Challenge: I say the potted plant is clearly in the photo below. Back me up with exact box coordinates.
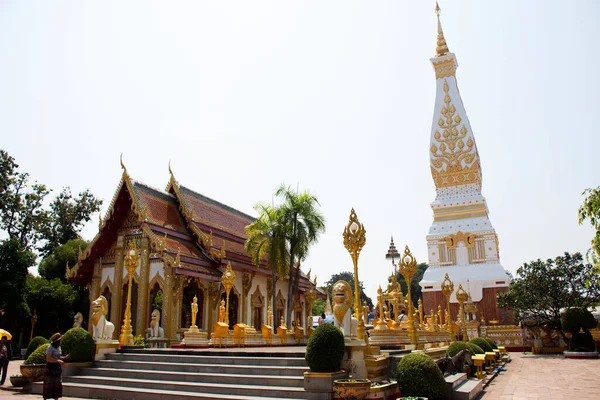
[21,343,49,382]
[10,374,29,387]
[396,352,447,400]
[60,327,95,376]
[24,336,48,359]
[304,323,349,394]
[365,379,400,400]
[333,378,371,400]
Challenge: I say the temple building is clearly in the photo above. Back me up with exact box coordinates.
[66,162,316,343]
[419,5,513,325]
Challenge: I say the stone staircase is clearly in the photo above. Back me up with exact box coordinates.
[32,348,313,399]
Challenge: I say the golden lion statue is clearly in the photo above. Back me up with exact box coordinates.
[150,309,165,338]
[91,295,115,340]
[332,280,357,337]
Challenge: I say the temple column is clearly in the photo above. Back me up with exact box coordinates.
[207,282,220,334]
[136,237,150,336]
[242,272,254,324]
[112,235,125,336]
[163,264,174,341]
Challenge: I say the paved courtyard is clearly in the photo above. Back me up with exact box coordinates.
[1,351,599,399]
[480,352,600,399]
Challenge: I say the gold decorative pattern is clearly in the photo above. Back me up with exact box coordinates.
[432,58,456,79]
[444,231,476,249]
[430,79,481,188]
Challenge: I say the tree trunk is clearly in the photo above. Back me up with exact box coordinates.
[286,256,295,326]
[272,273,278,326]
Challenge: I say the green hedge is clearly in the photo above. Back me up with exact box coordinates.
[24,343,49,365]
[305,323,345,372]
[396,352,447,400]
[61,328,95,362]
[448,341,484,357]
[482,337,498,350]
[25,336,49,360]
[469,337,493,353]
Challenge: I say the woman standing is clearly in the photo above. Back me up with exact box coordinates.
[0,336,8,386]
[43,333,70,400]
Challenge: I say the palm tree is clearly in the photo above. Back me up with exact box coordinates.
[244,203,288,324]
[275,184,326,325]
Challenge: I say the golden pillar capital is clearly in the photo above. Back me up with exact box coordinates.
[441,273,454,336]
[343,208,366,341]
[222,262,236,326]
[455,283,468,341]
[398,245,418,347]
[119,239,140,347]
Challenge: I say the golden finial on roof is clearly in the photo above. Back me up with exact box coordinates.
[168,160,174,177]
[435,2,450,57]
[120,153,128,175]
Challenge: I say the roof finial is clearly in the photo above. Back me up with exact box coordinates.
[435,2,450,57]
[120,153,128,175]
[168,160,173,177]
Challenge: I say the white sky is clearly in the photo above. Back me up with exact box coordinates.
[1,1,598,300]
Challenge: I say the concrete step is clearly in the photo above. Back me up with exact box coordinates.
[105,352,308,367]
[95,359,308,376]
[63,375,314,399]
[81,367,304,387]
[33,382,309,400]
[452,378,484,400]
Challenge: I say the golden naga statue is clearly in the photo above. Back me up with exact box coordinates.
[191,295,198,328]
[73,312,83,329]
[332,280,356,337]
[91,295,115,340]
[150,309,165,338]
[219,300,226,323]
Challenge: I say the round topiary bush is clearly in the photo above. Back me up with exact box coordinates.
[561,307,597,333]
[61,327,95,363]
[469,338,493,353]
[25,336,49,360]
[448,341,484,357]
[305,323,345,372]
[24,343,49,365]
[396,352,447,400]
[482,337,498,350]
[447,341,468,357]
[466,342,485,355]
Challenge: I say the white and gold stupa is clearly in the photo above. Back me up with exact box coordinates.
[419,4,512,324]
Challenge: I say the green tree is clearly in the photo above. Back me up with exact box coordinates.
[274,185,326,326]
[39,188,102,257]
[245,203,289,320]
[312,298,325,316]
[0,238,36,333]
[396,262,429,306]
[579,186,600,279]
[26,276,78,338]
[324,271,374,310]
[39,238,88,282]
[0,150,50,250]
[497,252,600,337]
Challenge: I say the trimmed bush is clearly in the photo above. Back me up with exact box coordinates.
[396,352,447,400]
[482,337,498,350]
[24,343,49,365]
[61,328,95,362]
[25,336,49,360]
[561,307,597,333]
[305,323,345,372]
[569,330,596,352]
[466,343,485,355]
[469,337,493,353]
[448,341,484,357]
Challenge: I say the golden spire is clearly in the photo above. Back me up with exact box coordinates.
[168,159,173,177]
[435,2,449,57]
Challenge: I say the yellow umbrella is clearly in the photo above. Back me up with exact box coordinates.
[0,328,12,340]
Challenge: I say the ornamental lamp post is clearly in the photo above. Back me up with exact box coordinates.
[441,273,454,336]
[343,208,366,341]
[119,240,140,347]
[385,236,401,280]
[222,262,236,326]
[455,283,469,341]
[398,245,419,347]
